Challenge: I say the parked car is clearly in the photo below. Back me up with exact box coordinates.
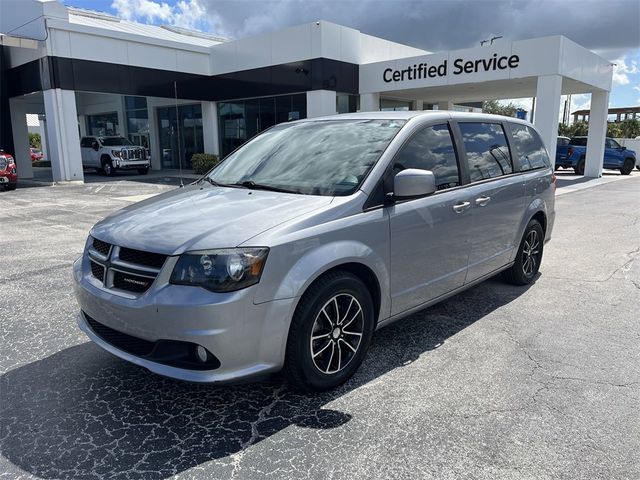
[74,112,556,391]
[80,136,150,176]
[0,149,17,190]
[555,136,636,175]
[30,147,44,162]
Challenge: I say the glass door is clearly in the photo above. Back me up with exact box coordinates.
[157,104,203,169]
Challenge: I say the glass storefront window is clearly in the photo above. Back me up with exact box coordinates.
[87,112,119,136]
[337,93,359,114]
[218,93,307,158]
[125,96,149,148]
[157,104,204,169]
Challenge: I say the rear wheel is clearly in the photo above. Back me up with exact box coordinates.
[503,219,544,286]
[620,158,634,175]
[574,157,585,175]
[284,271,375,392]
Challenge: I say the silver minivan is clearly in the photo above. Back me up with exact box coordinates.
[73,111,555,391]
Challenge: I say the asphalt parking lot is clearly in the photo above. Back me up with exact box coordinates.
[1,176,639,479]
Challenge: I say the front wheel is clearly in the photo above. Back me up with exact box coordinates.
[620,158,634,175]
[102,159,115,177]
[503,219,544,286]
[137,167,149,175]
[285,271,375,392]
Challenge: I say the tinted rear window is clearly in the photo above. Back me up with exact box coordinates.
[459,122,513,182]
[510,124,550,171]
[570,137,587,146]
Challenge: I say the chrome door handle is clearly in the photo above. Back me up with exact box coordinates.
[453,201,471,213]
[475,196,491,207]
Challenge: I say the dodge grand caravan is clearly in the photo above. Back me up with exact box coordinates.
[73,112,555,391]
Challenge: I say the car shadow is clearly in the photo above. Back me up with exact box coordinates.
[1,277,535,479]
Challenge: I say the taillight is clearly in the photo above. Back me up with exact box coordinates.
[551,173,557,185]
[567,147,573,157]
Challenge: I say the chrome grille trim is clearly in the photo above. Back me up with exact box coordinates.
[85,240,168,294]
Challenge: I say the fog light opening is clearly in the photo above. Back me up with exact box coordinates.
[195,345,209,363]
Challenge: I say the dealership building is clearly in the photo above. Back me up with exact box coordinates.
[1,0,613,182]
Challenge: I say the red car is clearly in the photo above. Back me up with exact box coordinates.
[30,147,44,162]
[0,149,18,190]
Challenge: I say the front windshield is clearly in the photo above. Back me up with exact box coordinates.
[101,137,133,146]
[208,119,406,196]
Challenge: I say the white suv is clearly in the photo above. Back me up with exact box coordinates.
[80,136,150,176]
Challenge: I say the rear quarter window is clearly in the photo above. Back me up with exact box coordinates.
[509,124,550,171]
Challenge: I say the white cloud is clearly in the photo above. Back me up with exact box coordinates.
[612,55,640,86]
[111,0,214,31]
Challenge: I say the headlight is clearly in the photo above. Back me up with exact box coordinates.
[170,248,269,292]
[111,150,122,158]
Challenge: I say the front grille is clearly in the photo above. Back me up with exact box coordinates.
[0,157,7,170]
[87,239,165,294]
[90,260,105,281]
[112,270,154,293]
[92,238,111,256]
[85,314,155,356]
[119,247,167,269]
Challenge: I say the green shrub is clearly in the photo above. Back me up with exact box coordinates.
[191,153,220,175]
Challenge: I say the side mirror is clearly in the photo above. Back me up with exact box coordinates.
[393,169,437,199]
[621,146,627,151]
[92,142,99,151]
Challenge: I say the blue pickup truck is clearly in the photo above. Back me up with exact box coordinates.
[555,136,637,175]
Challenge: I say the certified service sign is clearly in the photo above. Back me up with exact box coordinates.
[358,37,562,94]
[382,54,520,83]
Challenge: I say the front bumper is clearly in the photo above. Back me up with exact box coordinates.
[73,255,297,383]
[0,171,17,183]
[114,159,150,170]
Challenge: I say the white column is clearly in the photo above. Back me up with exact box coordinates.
[360,92,380,112]
[8,97,33,179]
[533,75,562,168]
[43,89,83,183]
[306,90,337,118]
[413,100,424,111]
[437,101,454,110]
[201,101,219,156]
[584,90,609,178]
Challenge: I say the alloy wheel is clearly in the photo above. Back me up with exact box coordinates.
[522,229,540,276]
[310,293,364,374]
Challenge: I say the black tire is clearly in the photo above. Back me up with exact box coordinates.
[503,219,544,286]
[620,158,634,175]
[137,167,149,175]
[574,157,585,175]
[7,183,17,191]
[101,156,115,176]
[284,271,375,392]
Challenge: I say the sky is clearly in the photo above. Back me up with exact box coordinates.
[66,0,640,118]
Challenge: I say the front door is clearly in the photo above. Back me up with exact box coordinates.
[456,122,525,282]
[388,123,472,315]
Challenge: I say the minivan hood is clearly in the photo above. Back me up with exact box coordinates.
[91,184,333,254]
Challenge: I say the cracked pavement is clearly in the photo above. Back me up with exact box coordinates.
[1,176,639,479]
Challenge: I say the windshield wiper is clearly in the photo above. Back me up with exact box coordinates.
[233,181,299,194]
[202,177,247,188]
